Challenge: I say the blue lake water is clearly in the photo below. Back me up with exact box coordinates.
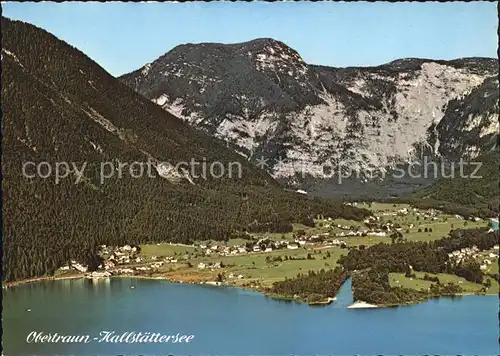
[3,277,499,356]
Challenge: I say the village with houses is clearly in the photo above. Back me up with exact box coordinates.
[55,203,499,293]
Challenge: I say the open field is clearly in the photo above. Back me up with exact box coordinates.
[340,203,487,247]
[141,204,491,253]
[486,261,499,275]
[323,218,365,229]
[147,245,346,287]
[346,236,390,247]
[218,247,344,282]
[139,243,197,258]
[389,271,499,295]
[345,220,485,247]
[355,202,412,211]
[227,238,251,246]
[97,203,496,298]
[473,248,499,275]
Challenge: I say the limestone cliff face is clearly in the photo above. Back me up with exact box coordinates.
[430,76,498,161]
[120,39,498,190]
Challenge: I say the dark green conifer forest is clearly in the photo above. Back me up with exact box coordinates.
[1,18,370,282]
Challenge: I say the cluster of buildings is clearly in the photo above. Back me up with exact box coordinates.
[318,216,398,238]
[198,237,295,257]
[100,244,140,266]
[199,243,249,256]
[93,253,180,277]
[197,262,222,270]
[392,207,442,221]
[447,245,499,270]
[197,233,348,258]
[227,273,245,280]
[59,260,88,273]
[480,245,499,270]
[61,245,183,278]
[357,216,405,237]
[59,208,498,281]
[447,246,480,265]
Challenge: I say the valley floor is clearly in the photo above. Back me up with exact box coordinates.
[7,203,498,306]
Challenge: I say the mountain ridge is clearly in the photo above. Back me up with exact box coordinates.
[120,38,498,196]
[1,18,371,282]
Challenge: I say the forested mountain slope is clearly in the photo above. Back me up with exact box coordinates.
[408,152,499,218]
[1,18,369,282]
[121,39,497,193]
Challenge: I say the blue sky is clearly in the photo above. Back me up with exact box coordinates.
[2,2,498,76]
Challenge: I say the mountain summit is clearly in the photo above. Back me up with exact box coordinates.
[122,37,324,122]
[121,39,498,196]
[1,19,369,282]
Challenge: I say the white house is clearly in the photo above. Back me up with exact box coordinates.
[73,263,88,273]
[104,260,116,270]
[90,271,111,278]
[136,266,151,271]
[118,268,134,274]
[368,231,386,237]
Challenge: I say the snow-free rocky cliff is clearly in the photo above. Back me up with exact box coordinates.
[120,38,498,195]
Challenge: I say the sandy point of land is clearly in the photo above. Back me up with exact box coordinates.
[347,301,378,309]
[3,274,84,288]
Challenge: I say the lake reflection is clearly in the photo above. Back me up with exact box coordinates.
[3,277,499,356]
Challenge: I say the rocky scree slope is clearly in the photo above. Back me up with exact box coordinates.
[1,20,370,282]
[120,39,498,194]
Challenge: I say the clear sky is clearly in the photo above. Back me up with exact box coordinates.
[2,1,498,76]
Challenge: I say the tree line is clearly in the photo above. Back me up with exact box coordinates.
[268,228,497,305]
[1,17,371,282]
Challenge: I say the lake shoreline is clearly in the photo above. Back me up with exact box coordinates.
[3,274,85,288]
[348,301,378,308]
[4,273,335,307]
[4,273,495,309]
[4,276,498,356]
